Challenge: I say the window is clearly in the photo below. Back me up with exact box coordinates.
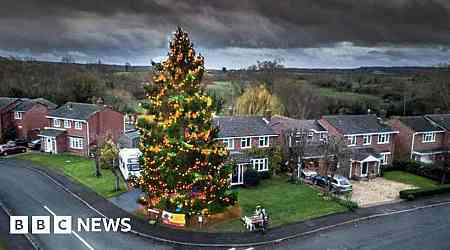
[252,158,268,172]
[307,131,314,140]
[380,152,390,165]
[363,135,372,145]
[422,132,436,143]
[347,136,357,146]
[320,133,327,141]
[240,137,251,149]
[259,136,269,147]
[69,137,84,149]
[14,112,22,120]
[63,120,71,128]
[74,121,82,130]
[378,134,390,144]
[53,119,60,127]
[222,138,234,150]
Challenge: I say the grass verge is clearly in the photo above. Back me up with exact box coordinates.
[14,152,126,198]
[383,171,438,188]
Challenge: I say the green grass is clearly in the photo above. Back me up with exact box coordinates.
[210,177,347,232]
[318,87,382,102]
[383,171,439,188]
[0,238,6,250]
[15,153,126,198]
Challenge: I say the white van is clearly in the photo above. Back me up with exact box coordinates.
[118,148,142,180]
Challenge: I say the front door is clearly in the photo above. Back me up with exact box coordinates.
[231,164,244,186]
[361,162,369,177]
[45,137,56,154]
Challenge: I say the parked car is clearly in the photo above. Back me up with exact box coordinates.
[28,139,41,150]
[13,139,29,147]
[329,175,352,193]
[0,143,27,156]
[312,175,329,187]
[312,175,352,193]
[300,169,318,180]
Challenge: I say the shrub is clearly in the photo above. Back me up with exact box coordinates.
[399,184,450,200]
[258,171,271,179]
[244,168,260,187]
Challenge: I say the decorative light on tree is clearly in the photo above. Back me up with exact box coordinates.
[134,28,236,214]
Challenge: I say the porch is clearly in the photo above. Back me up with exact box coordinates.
[350,147,381,180]
[412,148,448,164]
[38,128,67,154]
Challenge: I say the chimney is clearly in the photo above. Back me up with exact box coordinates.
[264,109,272,122]
[68,103,73,110]
[96,97,104,105]
[379,109,387,119]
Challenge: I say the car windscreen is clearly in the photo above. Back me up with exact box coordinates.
[338,179,350,185]
[128,164,140,171]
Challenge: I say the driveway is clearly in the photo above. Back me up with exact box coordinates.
[109,188,143,213]
[350,178,416,207]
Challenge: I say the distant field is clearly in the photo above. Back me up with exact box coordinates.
[318,87,382,102]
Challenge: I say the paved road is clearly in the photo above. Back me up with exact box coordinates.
[261,203,450,250]
[0,160,173,250]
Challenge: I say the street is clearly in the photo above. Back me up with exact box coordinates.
[0,160,173,250]
[1,159,450,250]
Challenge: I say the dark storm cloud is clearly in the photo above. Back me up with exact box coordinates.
[1,0,450,67]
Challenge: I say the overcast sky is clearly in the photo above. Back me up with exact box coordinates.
[1,0,450,69]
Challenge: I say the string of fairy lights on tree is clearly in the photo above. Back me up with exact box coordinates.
[133,28,236,214]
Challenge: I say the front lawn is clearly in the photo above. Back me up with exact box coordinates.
[0,238,6,250]
[383,171,438,188]
[15,153,126,198]
[210,177,347,232]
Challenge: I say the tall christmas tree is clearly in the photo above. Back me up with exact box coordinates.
[135,28,236,214]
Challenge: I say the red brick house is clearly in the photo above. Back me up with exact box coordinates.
[0,97,21,142]
[12,98,57,140]
[213,116,278,186]
[319,115,398,179]
[390,116,447,163]
[39,102,124,157]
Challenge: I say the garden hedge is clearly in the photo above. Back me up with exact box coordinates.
[399,184,450,200]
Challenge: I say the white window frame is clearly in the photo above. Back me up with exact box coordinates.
[380,152,391,165]
[258,136,269,148]
[222,138,234,150]
[69,137,84,149]
[14,111,23,120]
[320,133,327,141]
[63,120,71,128]
[240,137,251,149]
[252,158,268,172]
[377,134,390,144]
[363,135,372,145]
[53,119,61,128]
[422,132,436,143]
[347,136,357,146]
[74,121,82,130]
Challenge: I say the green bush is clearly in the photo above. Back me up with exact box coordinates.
[244,168,260,187]
[399,184,450,200]
[258,171,271,179]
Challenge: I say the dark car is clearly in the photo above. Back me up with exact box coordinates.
[28,139,41,150]
[312,175,329,187]
[13,139,29,147]
[0,143,27,156]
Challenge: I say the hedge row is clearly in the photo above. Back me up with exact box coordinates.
[399,184,450,200]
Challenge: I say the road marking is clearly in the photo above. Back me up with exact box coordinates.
[43,205,95,250]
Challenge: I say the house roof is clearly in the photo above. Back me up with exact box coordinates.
[0,97,18,110]
[33,98,57,110]
[322,114,395,135]
[397,116,443,133]
[229,152,253,164]
[39,128,66,137]
[213,116,276,138]
[49,102,103,120]
[413,147,448,155]
[13,98,57,112]
[269,115,327,133]
[426,114,450,131]
[351,147,381,161]
[303,143,324,159]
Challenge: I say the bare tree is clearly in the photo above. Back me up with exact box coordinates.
[319,135,351,180]
[283,127,309,182]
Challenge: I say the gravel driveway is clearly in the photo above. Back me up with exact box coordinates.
[350,178,416,207]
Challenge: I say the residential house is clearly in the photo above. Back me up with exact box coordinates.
[0,97,21,142]
[39,102,124,157]
[118,130,140,149]
[319,115,398,179]
[214,116,278,186]
[12,98,57,140]
[390,116,447,163]
[268,115,328,173]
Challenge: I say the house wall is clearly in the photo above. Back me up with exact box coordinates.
[389,119,414,160]
[16,104,49,140]
[0,102,19,142]
[88,108,124,148]
[48,117,89,156]
[219,136,277,152]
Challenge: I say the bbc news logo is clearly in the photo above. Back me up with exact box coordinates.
[10,216,131,234]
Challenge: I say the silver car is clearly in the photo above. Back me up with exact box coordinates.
[329,175,352,193]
